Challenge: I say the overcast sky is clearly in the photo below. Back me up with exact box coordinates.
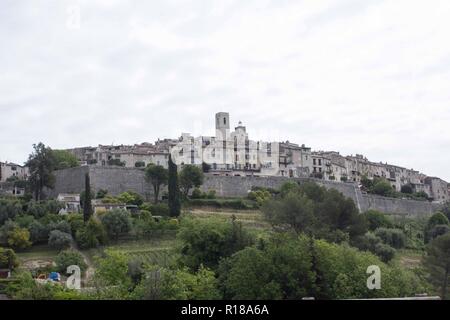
[0,0,449,181]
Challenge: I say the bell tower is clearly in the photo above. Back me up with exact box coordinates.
[215,112,230,140]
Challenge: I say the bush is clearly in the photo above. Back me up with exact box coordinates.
[149,203,170,216]
[206,190,216,199]
[29,221,48,244]
[191,188,203,199]
[178,217,254,270]
[48,221,72,234]
[352,232,382,251]
[0,247,19,269]
[374,228,406,249]
[75,218,108,249]
[67,214,84,237]
[428,224,450,241]
[372,180,394,197]
[188,198,252,210]
[248,190,271,207]
[374,243,396,262]
[0,199,23,225]
[100,209,132,241]
[364,210,393,231]
[7,227,32,250]
[48,230,72,250]
[96,189,108,199]
[55,250,87,274]
[425,212,449,243]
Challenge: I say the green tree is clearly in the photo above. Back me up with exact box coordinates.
[83,173,93,223]
[96,189,108,199]
[372,180,394,197]
[55,249,87,273]
[0,199,23,225]
[48,230,72,250]
[261,192,315,234]
[219,235,315,299]
[168,155,181,217]
[100,209,131,241]
[179,165,204,198]
[0,247,19,269]
[177,217,253,270]
[425,212,450,243]
[26,143,56,200]
[132,265,221,300]
[117,191,144,206]
[364,210,393,231]
[7,227,32,250]
[424,233,450,299]
[76,218,107,249]
[145,164,168,204]
[51,150,79,170]
[93,249,132,294]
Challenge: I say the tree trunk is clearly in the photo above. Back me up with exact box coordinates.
[153,184,159,204]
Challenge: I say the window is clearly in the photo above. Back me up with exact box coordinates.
[318,159,322,166]
[224,117,226,125]
[313,159,316,165]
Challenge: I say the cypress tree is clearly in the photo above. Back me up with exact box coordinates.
[83,172,93,222]
[168,154,181,217]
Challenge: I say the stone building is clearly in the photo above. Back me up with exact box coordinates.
[172,112,280,176]
[0,162,28,182]
[67,143,170,168]
[279,142,312,178]
[309,151,448,203]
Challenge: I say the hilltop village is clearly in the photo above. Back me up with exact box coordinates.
[3,112,445,203]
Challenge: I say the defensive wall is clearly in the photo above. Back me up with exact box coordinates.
[47,166,442,217]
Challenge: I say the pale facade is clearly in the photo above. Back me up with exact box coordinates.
[67,143,170,168]
[0,162,28,182]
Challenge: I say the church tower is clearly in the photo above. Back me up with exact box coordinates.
[215,112,230,140]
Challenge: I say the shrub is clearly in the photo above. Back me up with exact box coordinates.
[188,198,251,210]
[428,224,450,241]
[150,203,170,216]
[178,217,254,270]
[29,221,48,244]
[75,218,108,249]
[48,221,72,234]
[372,180,394,197]
[48,230,72,250]
[425,212,449,243]
[7,227,32,250]
[206,190,216,199]
[96,189,108,199]
[364,210,393,231]
[55,250,87,274]
[352,232,382,252]
[374,228,406,249]
[100,209,132,241]
[0,247,19,269]
[67,214,84,237]
[191,188,203,199]
[0,199,23,225]
[374,243,396,262]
